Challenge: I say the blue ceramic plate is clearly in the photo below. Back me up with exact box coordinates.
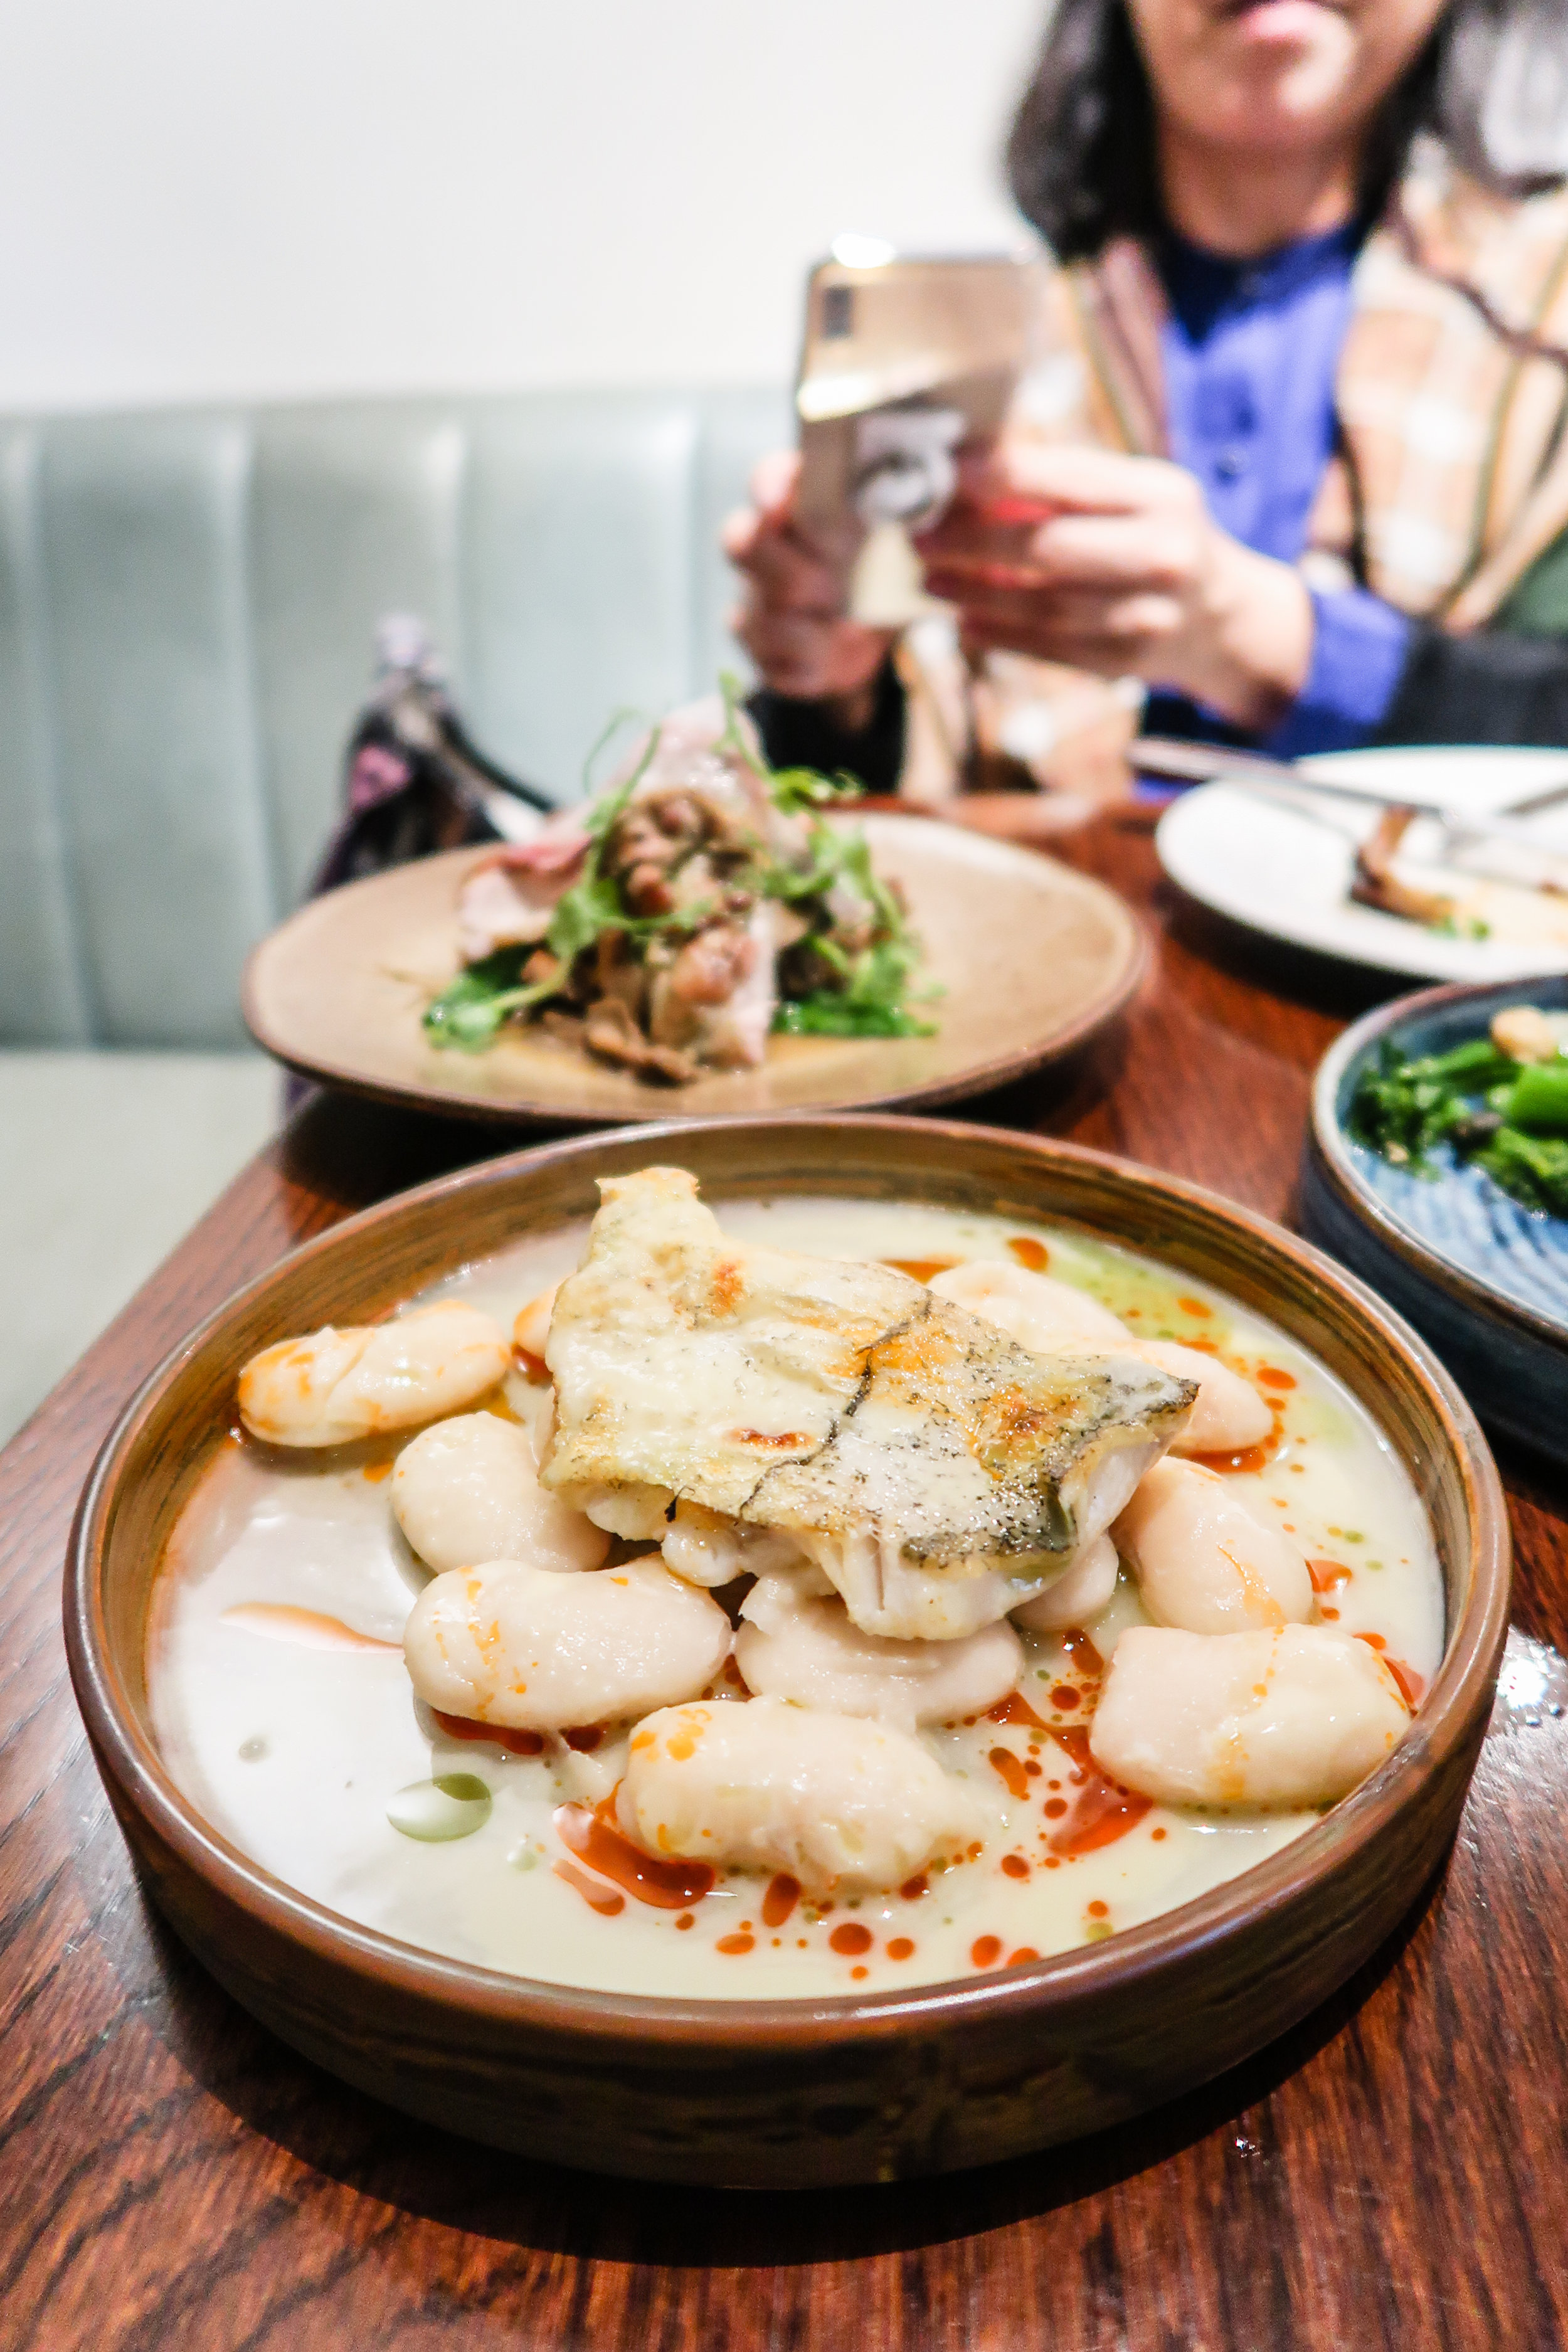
[1304,975,1568,1464]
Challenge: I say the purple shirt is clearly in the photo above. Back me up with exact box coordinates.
[1151,223,1411,754]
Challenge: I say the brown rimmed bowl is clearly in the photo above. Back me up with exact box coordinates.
[64,1115,1510,2188]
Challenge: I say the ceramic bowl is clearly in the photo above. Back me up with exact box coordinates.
[1304,975,1568,1466]
[65,1116,1509,2188]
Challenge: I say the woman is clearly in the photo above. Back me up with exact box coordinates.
[728,0,1568,792]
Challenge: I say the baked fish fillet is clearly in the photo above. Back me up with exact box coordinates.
[540,1167,1195,1638]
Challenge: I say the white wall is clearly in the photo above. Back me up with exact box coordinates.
[0,0,1046,415]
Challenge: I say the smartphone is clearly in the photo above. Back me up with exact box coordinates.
[795,248,1045,543]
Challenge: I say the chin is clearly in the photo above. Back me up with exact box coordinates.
[1201,44,1359,139]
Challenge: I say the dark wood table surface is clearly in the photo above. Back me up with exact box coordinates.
[5,809,1567,2351]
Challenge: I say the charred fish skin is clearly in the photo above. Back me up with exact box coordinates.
[541,1167,1196,1573]
[750,1307,1193,1568]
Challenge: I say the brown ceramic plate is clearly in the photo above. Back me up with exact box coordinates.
[240,818,1145,1125]
[65,1117,1508,2188]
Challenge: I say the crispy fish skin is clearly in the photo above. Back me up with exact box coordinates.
[541,1168,1195,1579]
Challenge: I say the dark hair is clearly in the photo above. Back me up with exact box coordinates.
[1007,0,1566,262]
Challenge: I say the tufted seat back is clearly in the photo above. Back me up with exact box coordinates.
[0,386,790,1047]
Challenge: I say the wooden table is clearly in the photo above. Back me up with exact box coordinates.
[4,810,1566,2351]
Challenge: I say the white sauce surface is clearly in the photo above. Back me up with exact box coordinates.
[149,1197,1444,2000]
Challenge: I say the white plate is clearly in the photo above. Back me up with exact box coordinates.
[1156,744,1568,981]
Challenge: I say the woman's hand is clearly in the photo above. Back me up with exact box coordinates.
[918,443,1315,733]
[723,450,895,729]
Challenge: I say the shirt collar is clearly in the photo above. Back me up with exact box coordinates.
[1158,218,1362,337]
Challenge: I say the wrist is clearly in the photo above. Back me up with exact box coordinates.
[1187,541,1314,731]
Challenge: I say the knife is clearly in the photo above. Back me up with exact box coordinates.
[1131,735,1568,856]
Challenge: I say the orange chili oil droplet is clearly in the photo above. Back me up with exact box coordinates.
[851,1965,869,1979]
[1049,1685,1081,1711]
[1357,1640,1423,1707]
[762,1873,800,1928]
[561,1724,603,1752]
[1061,1629,1103,1678]
[887,1937,916,1960]
[1389,1657,1425,1707]
[554,1802,714,1910]
[1192,1440,1277,1475]
[970,1936,1004,1969]
[1046,1725,1153,1854]
[223,1603,398,1654]
[363,1459,393,1484]
[1008,1947,1039,1966]
[675,1913,695,1930]
[716,1933,755,1956]
[899,1873,929,1902]
[1320,1606,1340,1621]
[989,1747,1031,1801]
[829,1922,874,1957]
[1044,1797,1068,1819]
[882,1256,960,1283]
[1152,1826,1167,1841]
[1002,1853,1030,1880]
[1053,1779,1153,1857]
[1308,1559,1352,1594]
[553,1860,625,1917]
[987,1688,1049,1731]
[1025,1759,1042,1778]
[1007,1237,1050,1272]
[1087,1900,1109,1919]
[433,1708,544,1758]
[1177,1296,1212,1318]
[1257,1366,1296,1391]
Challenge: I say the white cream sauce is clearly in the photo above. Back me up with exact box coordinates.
[149,1196,1444,2000]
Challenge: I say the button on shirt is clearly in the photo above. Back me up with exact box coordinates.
[1148,223,1413,755]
